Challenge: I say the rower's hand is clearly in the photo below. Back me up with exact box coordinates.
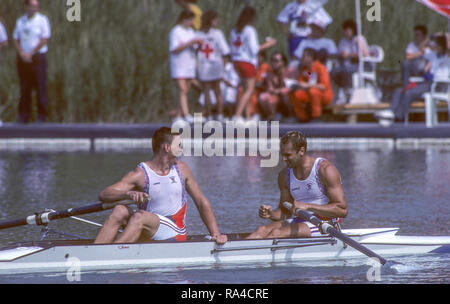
[259,205,273,219]
[211,233,228,245]
[292,201,309,213]
[126,191,150,204]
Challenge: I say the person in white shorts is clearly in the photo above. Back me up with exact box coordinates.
[198,60,239,118]
[197,10,230,121]
[230,6,276,123]
[221,61,240,117]
[94,127,227,244]
[246,131,347,239]
[169,10,203,124]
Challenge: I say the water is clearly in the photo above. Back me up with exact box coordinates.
[0,147,449,284]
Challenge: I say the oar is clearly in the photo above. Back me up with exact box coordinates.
[283,202,388,265]
[0,199,136,230]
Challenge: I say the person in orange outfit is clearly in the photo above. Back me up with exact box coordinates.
[290,48,333,122]
[248,51,271,120]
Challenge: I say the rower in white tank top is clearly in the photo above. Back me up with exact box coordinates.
[288,157,329,212]
[137,162,188,241]
[287,157,338,236]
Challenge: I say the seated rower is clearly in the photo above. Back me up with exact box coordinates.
[246,131,348,239]
[94,127,227,244]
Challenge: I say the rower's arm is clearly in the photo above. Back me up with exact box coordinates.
[179,162,225,241]
[296,161,348,218]
[98,167,147,203]
[268,169,293,221]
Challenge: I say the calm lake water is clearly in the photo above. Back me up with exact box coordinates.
[0,146,449,284]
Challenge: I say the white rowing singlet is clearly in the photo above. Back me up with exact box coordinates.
[288,158,330,218]
[137,162,187,223]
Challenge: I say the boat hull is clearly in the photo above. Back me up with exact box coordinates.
[0,228,449,275]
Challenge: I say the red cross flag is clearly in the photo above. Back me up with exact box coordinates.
[416,0,450,18]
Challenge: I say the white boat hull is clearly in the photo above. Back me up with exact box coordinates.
[0,228,449,275]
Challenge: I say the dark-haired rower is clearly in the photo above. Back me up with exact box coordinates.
[94,127,227,244]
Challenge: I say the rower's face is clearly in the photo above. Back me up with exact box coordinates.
[281,142,303,168]
[170,135,183,158]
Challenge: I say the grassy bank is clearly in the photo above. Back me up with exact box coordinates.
[0,0,447,123]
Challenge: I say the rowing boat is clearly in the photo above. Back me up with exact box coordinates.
[0,201,449,274]
[1,227,449,274]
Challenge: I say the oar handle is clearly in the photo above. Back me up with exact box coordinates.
[101,199,137,210]
[283,202,325,228]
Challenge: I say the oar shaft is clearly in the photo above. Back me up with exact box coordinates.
[322,221,387,265]
[283,202,387,265]
[0,218,28,230]
[0,200,135,230]
[48,203,104,221]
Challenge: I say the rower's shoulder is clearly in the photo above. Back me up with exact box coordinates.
[130,164,146,178]
[318,158,337,170]
[115,164,146,185]
[317,159,341,180]
[175,161,192,176]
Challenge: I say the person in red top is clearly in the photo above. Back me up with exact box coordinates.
[290,48,333,122]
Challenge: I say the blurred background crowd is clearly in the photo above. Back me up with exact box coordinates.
[0,0,448,124]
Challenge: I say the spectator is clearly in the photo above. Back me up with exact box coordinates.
[376,35,449,125]
[258,51,294,121]
[247,51,271,122]
[401,25,430,87]
[198,60,240,119]
[13,0,51,124]
[331,19,369,104]
[221,60,240,118]
[175,0,202,31]
[290,48,333,122]
[169,10,203,124]
[230,6,276,124]
[197,10,230,122]
[277,0,329,58]
[292,19,336,66]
